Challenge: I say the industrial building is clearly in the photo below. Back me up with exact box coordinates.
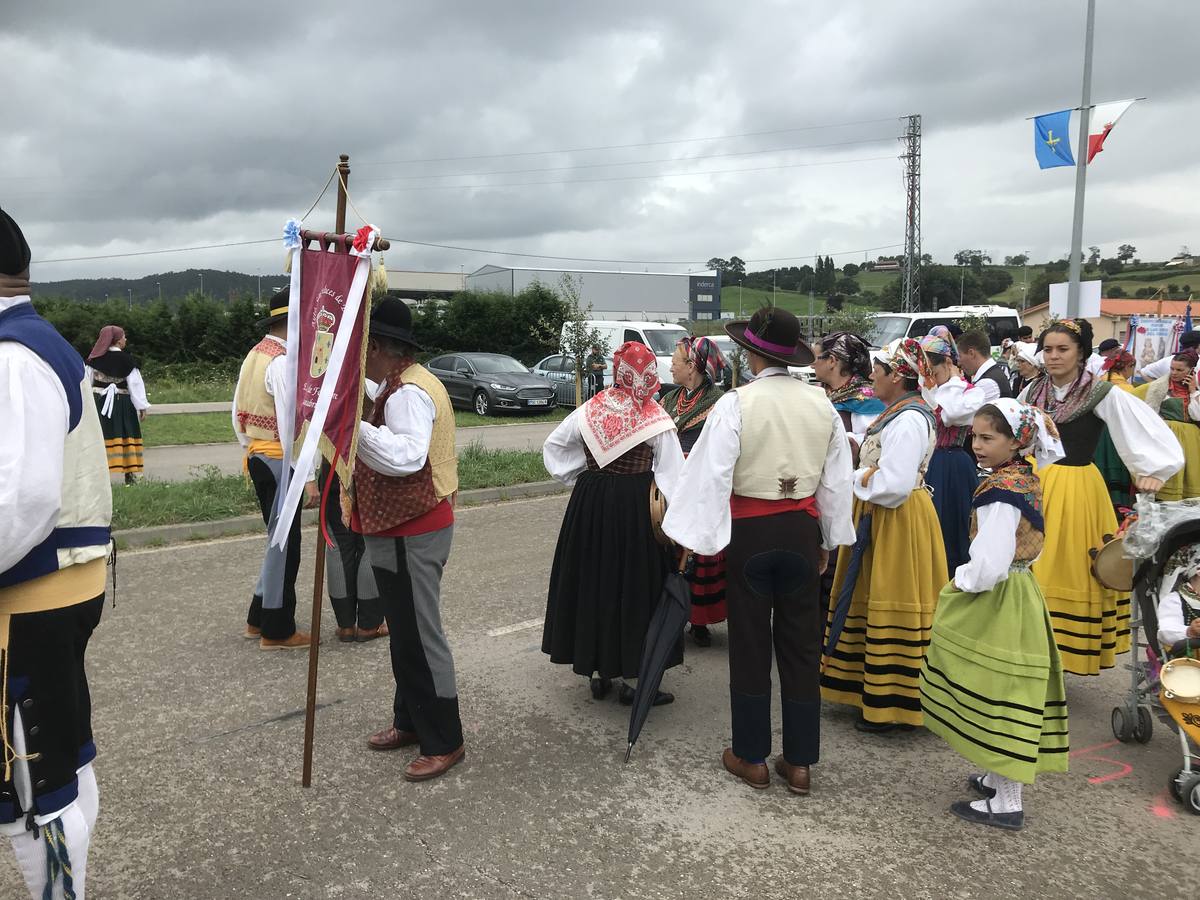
[465,265,720,322]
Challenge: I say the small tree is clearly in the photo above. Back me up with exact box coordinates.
[1117,244,1137,263]
[558,274,610,405]
[822,307,876,340]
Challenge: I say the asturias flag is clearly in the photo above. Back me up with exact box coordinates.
[1033,99,1136,168]
[1034,109,1075,168]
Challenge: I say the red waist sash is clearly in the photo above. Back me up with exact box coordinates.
[730,494,819,521]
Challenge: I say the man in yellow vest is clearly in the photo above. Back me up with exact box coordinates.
[663,307,855,796]
[0,207,111,899]
[232,291,317,649]
[351,298,465,782]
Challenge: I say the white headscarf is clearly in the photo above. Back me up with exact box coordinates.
[1160,544,1200,606]
[1012,341,1042,370]
[988,398,1065,469]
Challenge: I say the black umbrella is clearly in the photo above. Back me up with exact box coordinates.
[822,513,873,663]
[625,548,691,763]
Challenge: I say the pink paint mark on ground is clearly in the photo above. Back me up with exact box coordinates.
[1151,788,1177,818]
[1069,739,1135,784]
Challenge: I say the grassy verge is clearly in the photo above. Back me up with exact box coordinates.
[142,411,232,447]
[141,361,239,404]
[144,409,567,447]
[112,448,550,530]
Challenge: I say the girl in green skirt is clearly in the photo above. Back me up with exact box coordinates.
[920,398,1069,831]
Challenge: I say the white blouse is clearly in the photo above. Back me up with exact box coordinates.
[1157,589,1199,649]
[543,407,685,503]
[1019,379,1183,482]
[661,377,856,556]
[852,408,934,508]
[357,384,437,478]
[953,502,1022,593]
[921,376,992,427]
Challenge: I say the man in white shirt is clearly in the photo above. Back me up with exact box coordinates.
[957,331,1014,400]
[1137,331,1200,383]
[663,307,855,796]
[1086,338,1122,378]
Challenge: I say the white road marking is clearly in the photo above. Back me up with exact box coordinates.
[486,617,544,637]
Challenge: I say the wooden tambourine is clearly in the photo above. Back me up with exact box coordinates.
[1162,656,1200,704]
[649,481,671,547]
[1089,533,1134,592]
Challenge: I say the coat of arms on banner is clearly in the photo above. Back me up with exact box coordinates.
[310,307,336,378]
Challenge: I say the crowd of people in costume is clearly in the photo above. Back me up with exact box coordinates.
[6,184,1200,896]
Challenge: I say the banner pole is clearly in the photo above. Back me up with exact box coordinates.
[301,153,351,788]
[1066,0,1095,319]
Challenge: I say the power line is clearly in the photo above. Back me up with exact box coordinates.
[356,136,897,183]
[358,116,903,166]
[33,238,277,265]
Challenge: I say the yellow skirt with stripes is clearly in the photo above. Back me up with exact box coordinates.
[821,490,948,726]
[1157,419,1200,502]
[1031,462,1129,675]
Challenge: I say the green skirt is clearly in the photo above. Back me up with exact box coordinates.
[919,569,1069,784]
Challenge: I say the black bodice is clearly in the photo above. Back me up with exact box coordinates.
[1056,411,1106,466]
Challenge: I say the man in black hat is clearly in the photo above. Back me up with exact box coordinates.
[232,290,318,649]
[350,298,466,782]
[663,307,855,795]
[1086,337,1123,378]
[0,207,112,899]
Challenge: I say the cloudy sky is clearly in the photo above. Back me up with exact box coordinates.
[4,0,1198,283]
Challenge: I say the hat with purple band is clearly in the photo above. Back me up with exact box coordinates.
[724,306,815,367]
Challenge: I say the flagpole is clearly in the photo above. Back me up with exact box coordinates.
[1066,0,1096,318]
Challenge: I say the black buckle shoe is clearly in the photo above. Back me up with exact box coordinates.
[967,774,997,799]
[950,799,1024,831]
[590,677,612,700]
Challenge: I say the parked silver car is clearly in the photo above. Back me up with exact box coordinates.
[531,354,608,407]
[426,352,556,416]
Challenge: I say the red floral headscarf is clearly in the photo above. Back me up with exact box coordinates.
[611,341,661,405]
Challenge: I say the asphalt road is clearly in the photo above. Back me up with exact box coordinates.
[12,494,1194,898]
[139,421,560,481]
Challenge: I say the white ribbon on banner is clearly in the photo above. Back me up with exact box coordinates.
[270,229,377,548]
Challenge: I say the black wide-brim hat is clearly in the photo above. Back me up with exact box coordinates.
[369,296,423,351]
[725,306,814,367]
[256,288,291,328]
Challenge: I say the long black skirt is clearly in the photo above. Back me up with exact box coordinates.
[542,468,679,679]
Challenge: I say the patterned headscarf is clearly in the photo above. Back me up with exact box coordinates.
[1102,350,1134,372]
[989,398,1065,469]
[820,331,873,380]
[611,341,661,404]
[919,325,959,366]
[676,336,726,385]
[877,338,932,382]
[88,324,126,361]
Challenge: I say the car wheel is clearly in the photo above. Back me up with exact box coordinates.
[473,390,491,416]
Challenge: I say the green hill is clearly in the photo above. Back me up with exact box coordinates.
[32,268,288,305]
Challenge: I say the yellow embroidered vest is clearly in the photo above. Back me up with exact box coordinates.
[398,364,459,499]
[733,375,833,499]
[235,338,286,444]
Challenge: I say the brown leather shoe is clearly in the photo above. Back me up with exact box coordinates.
[336,627,356,643]
[367,725,420,751]
[244,625,261,640]
[355,622,390,643]
[774,756,811,796]
[722,748,769,789]
[404,745,465,782]
[259,631,314,650]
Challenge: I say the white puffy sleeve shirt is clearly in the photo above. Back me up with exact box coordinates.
[542,407,685,502]
[661,386,856,556]
[0,300,70,573]
[921,376,993,427]
[852,408,931,508]
[357,383,437,477]
[952,502,1021,593]
[126,367,151,412]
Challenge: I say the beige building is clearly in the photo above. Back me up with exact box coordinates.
[1021,298,1193,343]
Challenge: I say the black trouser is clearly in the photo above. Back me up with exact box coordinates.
[322,468,383,630]
[364,528,463,757]
[725,511,822,766]
[245,456,301,640]
[2,593,104,820]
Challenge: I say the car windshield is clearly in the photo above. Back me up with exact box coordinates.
[471,356,529,374]
[865,316,912,348]
[642,328,689,354]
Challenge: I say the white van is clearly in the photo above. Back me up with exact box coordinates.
[865,305,1022,354]
[560,320,691,392]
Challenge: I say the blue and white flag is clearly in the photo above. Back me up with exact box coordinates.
[1034,109,1076,169]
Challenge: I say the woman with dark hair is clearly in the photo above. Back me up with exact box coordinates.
[86,324,151,483]
[661,335,728,646]
[821,338,948,732]
[919,326,982,574]
[1133,350,1200,501]
[813,331,885,442]
[1020,319,1181,676]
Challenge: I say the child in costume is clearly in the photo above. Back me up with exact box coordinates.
[920,399,1069,831]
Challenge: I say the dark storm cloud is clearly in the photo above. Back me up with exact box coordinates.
[4,0,1198,280]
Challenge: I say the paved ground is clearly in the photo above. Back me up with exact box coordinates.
[9,494,1194,898]
[138,421,559,481]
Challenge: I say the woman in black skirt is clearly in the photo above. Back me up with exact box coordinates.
[542,341,685,703]
[86,324,151,483]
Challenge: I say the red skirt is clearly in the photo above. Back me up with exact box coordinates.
[689,550,727,626]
